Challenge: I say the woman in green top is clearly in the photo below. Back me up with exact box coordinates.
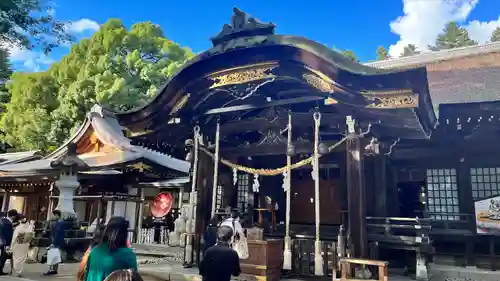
[84,217,138,281]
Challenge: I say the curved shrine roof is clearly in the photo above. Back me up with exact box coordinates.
[112,8,437,140]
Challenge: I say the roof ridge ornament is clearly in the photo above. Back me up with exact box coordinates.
[211,7,275,46]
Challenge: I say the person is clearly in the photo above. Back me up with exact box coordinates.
[0,209,18,275]
[44,210,71,276]
[219,210,248,259]
[10,215,34,277]
[104,269,143,281]
[84,216,137,281]
[203,215,220,252]
[199,226,241,281]
[78,226,104,281]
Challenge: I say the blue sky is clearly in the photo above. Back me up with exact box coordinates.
[8,0,500,71]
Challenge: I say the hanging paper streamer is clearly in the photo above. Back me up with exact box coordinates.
[233,168,238,185]
[282,171,288,191]
[252,174,260,192]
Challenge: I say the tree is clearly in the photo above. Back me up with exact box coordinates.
[341,50,359,62]
[0,0,73,53]
[429,22,477,51]
[491,27,500,42]
[0,19,194,151]
[376,46,390,60]
[0,72,58,150]
[400,44,420,57]
[0,48,12,112]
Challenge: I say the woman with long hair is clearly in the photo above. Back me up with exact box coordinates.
[10,215,33,277]
[83,217,137,281]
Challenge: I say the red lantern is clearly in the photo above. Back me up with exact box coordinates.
[151,192,174,218]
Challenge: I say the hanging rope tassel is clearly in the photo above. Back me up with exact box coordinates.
[313,112,324,276]
[211,120,220,217]
[185,126,200,265]
[283,112,293,270]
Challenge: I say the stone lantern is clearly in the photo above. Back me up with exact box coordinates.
[50,143,88,215]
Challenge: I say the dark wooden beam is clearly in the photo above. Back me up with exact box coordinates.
[219,112,345,135]
[204,96,325,115]
[220,140,345,157]
[346,132,368,258]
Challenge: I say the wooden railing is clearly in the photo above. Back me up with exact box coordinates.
[366,216,432,251]
[366,217,432,281]
[427,212,474,235]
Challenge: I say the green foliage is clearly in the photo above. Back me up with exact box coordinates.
[0,72,58,150]
[341,50,359,62]
[491,27,500,42]
[0,0,73,53]
[375,46,390,60]
[0,48,12,110]
[400,44,420,57]
[429,22,477,51]
[0,19,194,151]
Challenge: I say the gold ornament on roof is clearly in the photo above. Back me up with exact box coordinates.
[366,94,419,109]
[169,93,190,116]
[302,73,336,93]
[209,63,278,89]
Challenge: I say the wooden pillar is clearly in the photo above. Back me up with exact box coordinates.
[385,161,399,217]
[374,154,387,217]
[193,148,213,265]
[1,189,10,212]
[345,116,368,258]
[134,185,143,243]
[96,199,103,227]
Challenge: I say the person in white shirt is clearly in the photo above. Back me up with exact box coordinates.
[219,210,248,259]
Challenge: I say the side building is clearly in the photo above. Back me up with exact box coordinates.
[365,42,500,268]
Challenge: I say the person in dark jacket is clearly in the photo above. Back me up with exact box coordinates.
[44,210,71,276]
[0,209,18,275]
[199,225,241,281]
[203,215,221,252]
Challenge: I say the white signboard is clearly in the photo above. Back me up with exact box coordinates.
[474,195,500,235]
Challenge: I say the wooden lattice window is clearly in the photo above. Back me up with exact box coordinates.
[471,167,500,200]
[426,168,459,220]
[237,173,250,213]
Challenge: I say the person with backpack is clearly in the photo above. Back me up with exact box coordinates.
[219,210,248,259]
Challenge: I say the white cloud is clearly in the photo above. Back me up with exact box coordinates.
[466,16,500,43]
[66,18,100,34]
[388,0,500,58]
[3,43,55,72]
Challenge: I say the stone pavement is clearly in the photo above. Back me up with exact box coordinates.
[9,261,498,281]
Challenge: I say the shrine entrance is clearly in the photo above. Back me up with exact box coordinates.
[114,7,437,279]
